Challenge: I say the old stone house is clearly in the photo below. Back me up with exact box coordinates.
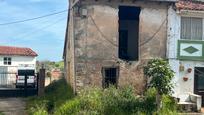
[63,0,204,103]
[64,0,176,94]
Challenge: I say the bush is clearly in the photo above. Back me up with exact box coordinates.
[54,86,141,115]
[142,88,157,114]
[54,99,81,115]
[152,95,178,115]
[32,106,48,115]
[54,86,176,115]
[144,58,174,95]
[144,58,175,110]
[26,78,74,114]
[27,80,178,115]
[44,78,74,107]
[78,87,103,113]
[161,95,177,111]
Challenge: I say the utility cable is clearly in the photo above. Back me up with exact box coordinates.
[90,15,167,47]
[90,15,118,47]
[0,9,68,26]
[15,16,67,39]
[139,18,167,46]
[8,16,66,46]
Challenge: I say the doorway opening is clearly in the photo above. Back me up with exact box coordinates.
[194,67,204,106]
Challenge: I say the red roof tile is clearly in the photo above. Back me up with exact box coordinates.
[176,0,204,11]
[0,46,38,57]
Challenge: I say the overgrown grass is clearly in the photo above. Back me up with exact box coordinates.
[26,79,178,115]
[54,87,178,115]
[26,78,74,114]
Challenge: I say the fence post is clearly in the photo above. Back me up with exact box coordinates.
[38,68,45,96]
[24,74,28,97]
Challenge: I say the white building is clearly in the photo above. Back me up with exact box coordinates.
[0,46,37,87]
[167,1,204,107]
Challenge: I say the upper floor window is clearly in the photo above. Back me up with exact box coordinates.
[118,6,140,61]
[4,57,12,65]
[181,17,203,40]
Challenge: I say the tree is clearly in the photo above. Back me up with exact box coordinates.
[144,58,174,109]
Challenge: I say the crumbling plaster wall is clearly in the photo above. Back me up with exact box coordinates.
[73,0,169,93]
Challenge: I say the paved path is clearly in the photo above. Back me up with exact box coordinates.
[0,98,26,115]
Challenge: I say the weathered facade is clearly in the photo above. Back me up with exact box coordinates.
[64,0,177,94]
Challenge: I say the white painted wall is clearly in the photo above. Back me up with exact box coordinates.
[167,5,180,97]
[167,6,180,59]
[0,55,36,71]
[0,55,36,87]
[167,6,204,102]
[172,61,204,97]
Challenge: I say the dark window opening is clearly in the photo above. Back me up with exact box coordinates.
[102,67,118,88]
[3,57,12,65]
[119,6,140,61]
[194,67,204,106]
[18,70,35,76]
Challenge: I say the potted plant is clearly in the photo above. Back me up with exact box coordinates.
[187,68,192,73]
[183,76,188,81]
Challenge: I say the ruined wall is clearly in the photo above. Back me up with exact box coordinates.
[73,1,169,93]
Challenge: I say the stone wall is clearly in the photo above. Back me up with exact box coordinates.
[69,0,169,94]
[64,2,76,93]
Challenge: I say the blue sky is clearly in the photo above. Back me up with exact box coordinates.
[0,0,68,61]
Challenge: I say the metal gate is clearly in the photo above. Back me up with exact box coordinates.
[0,66,38,97]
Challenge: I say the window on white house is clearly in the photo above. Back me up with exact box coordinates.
[3,57,12,65]
[181,17,203,40]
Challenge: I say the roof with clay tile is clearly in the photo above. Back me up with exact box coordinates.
[176,0,204,11]
[0,46,38,57]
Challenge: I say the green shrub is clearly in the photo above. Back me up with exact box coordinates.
[154,108,178,115]
[27,80,178,115]
[54,99,81,115]
[101,86,121,114]
[78,87,103,113]
[28,103,48,115]
[32,107,48,115]
[144,59,174,95]
[55,86,149,115]
[152,94,178,115]
[113,86,139,114]
[26,78,74,114]
[44,78,74,107]
[161,95,177,111]
[142,88,157,114]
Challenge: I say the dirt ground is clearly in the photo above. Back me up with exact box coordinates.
[0,98,26,115]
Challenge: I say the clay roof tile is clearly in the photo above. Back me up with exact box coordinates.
[0,46,38,57]
[176,0,204,11]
